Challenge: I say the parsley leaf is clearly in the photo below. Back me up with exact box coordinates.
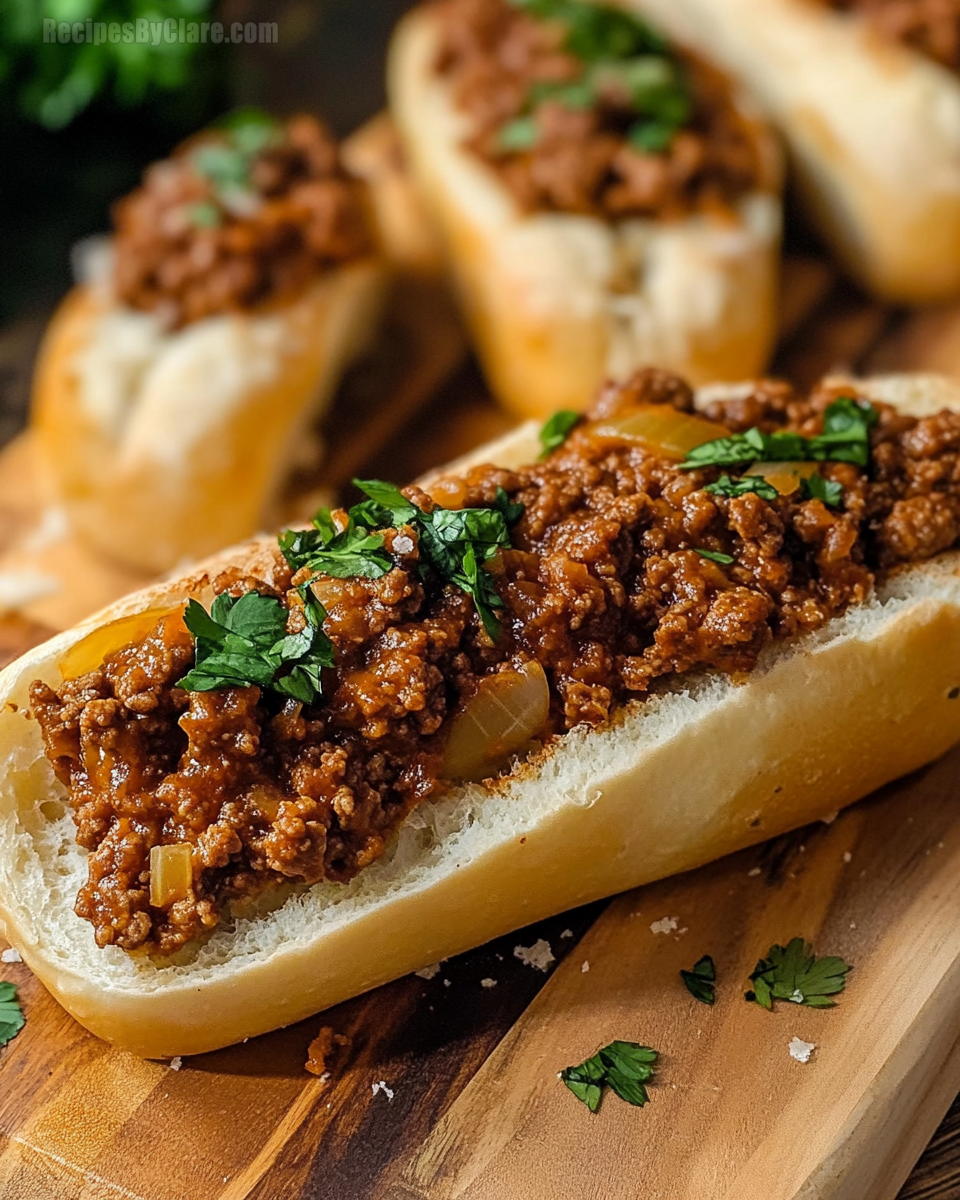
[351,480,522,638]
[801,473,844,508]
[695,548,735,565]
[704,474,779,502]
[278,512,393,581]
[680,955,716,1005]
[807,397,879,467]
[539,409,582,457]
[561,1040,658,1113]
[190,109,281,204]
[177,591,334,704]
[188,201,222,229]
[351,479,418,526]
[745,938,853,1010]
[497,115,540,151]
[514,0,668,59]
[680,399,878,472]
[280,482,524,643]
[0,981,25,1047]
[502,0,691,155]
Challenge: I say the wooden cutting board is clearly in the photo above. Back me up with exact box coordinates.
[2,257,960,1200]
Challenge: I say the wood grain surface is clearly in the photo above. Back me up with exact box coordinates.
[2,256,960,1199]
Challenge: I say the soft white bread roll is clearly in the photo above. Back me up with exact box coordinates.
[388,6,783,421]
[341,112,447,279]
[1,374,959,1059]
[31,254,387,578]
[627,0,960,303]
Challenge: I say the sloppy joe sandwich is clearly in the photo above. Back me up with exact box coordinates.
[388,0,782,420]
[2,368,959,1058]
[31,111,387,575]
[630,0,960,303]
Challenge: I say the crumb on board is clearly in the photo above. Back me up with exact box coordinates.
[305,1026,352,1080]
[481,978,497,989]
[650,916,679,935]
[514,939,555,972]
[169,1057,182,1071]
[581,961,590,973]
[415,961,443,980]
[822,811,839,825]
[372,1080,395,1101]
[560,929,574,939]
[748,867,762,877]
[1,948,22,963]
[843,852,853,864]
[789,1037,815,1064]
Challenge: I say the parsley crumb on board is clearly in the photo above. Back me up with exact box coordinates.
[0,982,25,1048]
[680,955,717,1005]
[561,1041,659,1113]
[745,938,852,1010]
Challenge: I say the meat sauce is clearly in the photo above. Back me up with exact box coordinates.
[824,0,960,73]
[112,114,371,329]
[433,0,771,220]
[30,370,960,954]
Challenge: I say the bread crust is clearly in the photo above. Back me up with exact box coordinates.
[31,258,387,575]
[387,7,782,421]
[2,374,959,1059]
[628,0,960,303]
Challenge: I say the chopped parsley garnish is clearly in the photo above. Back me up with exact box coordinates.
[279,511,392,581]
[745,938,853,1010]
[561,1040,658,1112]
[705,469,844,507]
[190,108,281,207]
[280,480,524,642]
[680,955,716,1005]
[498,115,540,151]
[0,981,25,1047]
[187,201,222,229]
[695,548,735,565]
[681,398,878,472]
[500,0,691,156]
[515,0,668,59]
[801,473,844,508]
[539,409,582,457]
[177,589,334,705]
[704,474,779,502]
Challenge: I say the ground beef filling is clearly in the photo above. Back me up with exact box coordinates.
[434,0,768,219]
[30,370,960,954]
[112,115,371,329]
[825,0,960,72]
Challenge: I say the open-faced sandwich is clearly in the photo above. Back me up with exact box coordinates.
[2,366,959,1057]
[31,110,387,575]
[388,0,783,420]
[631,0,960,303]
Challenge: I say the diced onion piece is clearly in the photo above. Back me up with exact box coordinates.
[744,461,818,495]
[441,661,550,782]
[150,843,193,909]
[59,605,181,680]
[589,407,730,460]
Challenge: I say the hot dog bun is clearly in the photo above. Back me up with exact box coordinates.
[628,0,960,303]
[1,373,958,1059]
[387,5,783,421]
[31,255,387,578]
